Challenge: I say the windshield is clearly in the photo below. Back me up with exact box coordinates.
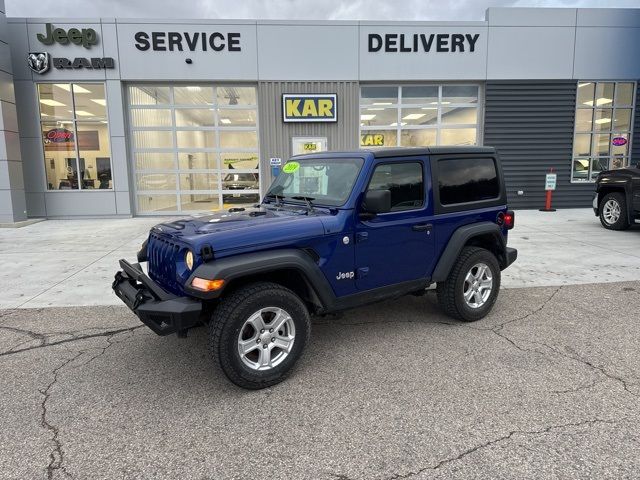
[266,157,364,207]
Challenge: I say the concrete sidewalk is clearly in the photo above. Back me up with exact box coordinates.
[0,209,638,309]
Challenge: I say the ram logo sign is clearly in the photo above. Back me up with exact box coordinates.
[282,94,337,123]
[27,52,50,74]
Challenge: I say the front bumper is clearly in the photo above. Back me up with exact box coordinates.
[112,259,202,336]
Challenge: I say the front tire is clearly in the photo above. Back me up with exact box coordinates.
[437,247,501,322]
[599,192,630,230]
[209,282,311,389]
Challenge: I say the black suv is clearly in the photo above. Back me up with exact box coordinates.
[593,164,640,230]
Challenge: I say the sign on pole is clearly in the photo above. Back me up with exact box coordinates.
[545,173,557,191]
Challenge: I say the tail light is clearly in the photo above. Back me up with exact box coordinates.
[497,210,515,230]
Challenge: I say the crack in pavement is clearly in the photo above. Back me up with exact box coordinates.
[0,325,48,350]
[76,328,138,367]
[38,329,135,479]
[0,326,144,357]
[531,341,640,399]
[383,418,620,480]
[40,351,84,480]
[551,378,601,395]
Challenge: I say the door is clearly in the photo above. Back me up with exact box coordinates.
[632,172,640,213]
[292,136,327,156]
[355,159,435,291]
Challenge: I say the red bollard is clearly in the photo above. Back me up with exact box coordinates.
[539,169,557,212]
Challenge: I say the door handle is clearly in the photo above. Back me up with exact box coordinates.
[412,223,432,232]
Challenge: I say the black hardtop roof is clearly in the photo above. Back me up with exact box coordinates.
[365,146,496,158]
[291,146,496,159]
[291,145,496,158]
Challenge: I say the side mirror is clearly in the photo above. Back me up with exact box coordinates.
[362,189,391,214]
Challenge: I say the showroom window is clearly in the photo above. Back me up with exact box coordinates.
[37,83,111,190]
[359,85,481,148]
[572,81,636,182]
[129,84,259,214]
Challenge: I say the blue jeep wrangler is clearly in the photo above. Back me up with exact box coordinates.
[113,147,517,389]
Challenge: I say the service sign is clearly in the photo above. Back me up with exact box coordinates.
[282,94,337,123]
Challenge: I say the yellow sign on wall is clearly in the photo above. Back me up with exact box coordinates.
[303,142,318,151]
[360,133,384,146]
[282,94,337,123]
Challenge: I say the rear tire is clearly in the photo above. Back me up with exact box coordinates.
[209,282,311,389]
[599,192,630,230]
[437,247,501,322]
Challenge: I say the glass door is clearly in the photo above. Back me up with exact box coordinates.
[128,84,260,215]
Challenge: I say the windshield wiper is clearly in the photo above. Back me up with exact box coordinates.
[264,193,284,206]
[291,196,316,211]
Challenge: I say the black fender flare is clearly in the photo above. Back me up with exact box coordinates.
[184,249,335,306]
[431,222,507,283]
[597,182,634,224]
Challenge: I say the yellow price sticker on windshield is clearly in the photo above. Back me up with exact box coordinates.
[283,162,300,173]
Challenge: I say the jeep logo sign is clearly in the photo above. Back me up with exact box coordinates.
[282,94,337,123]
[37,23,98,48]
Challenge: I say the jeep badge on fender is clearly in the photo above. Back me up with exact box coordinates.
[113,146,517,389]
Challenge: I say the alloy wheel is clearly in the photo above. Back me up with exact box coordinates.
[602,199,621,225]
[237,307,296,371]
[463,263,493,309]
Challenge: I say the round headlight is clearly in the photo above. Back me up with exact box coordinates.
[185,251,194,270]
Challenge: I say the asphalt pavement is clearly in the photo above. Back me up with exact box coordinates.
[1,281,639,479]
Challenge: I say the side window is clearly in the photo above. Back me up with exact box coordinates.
[438,157,499,205]
[368,162,424,211]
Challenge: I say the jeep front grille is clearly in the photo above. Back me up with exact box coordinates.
[147,232,182,295]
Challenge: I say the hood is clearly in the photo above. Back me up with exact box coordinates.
[152,204,334,253]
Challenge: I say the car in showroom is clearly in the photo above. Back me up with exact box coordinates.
[222,172,260,203]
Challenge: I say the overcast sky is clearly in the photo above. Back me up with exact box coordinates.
[5,0,640,20]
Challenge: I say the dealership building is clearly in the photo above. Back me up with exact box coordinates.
[0,5,639,222]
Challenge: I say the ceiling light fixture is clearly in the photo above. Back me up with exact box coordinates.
[583,97,612,106]
[40,99,66,107]
[360,114,376,121]
[594,118,611,124]
[74,110,94,116]
[219,118,231,124]
[56,84,91,94]
[403,113,426,120]
[372,102,392,105]
[91,99,106,106]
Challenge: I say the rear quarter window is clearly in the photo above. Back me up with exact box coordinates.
[438,157,499,205]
